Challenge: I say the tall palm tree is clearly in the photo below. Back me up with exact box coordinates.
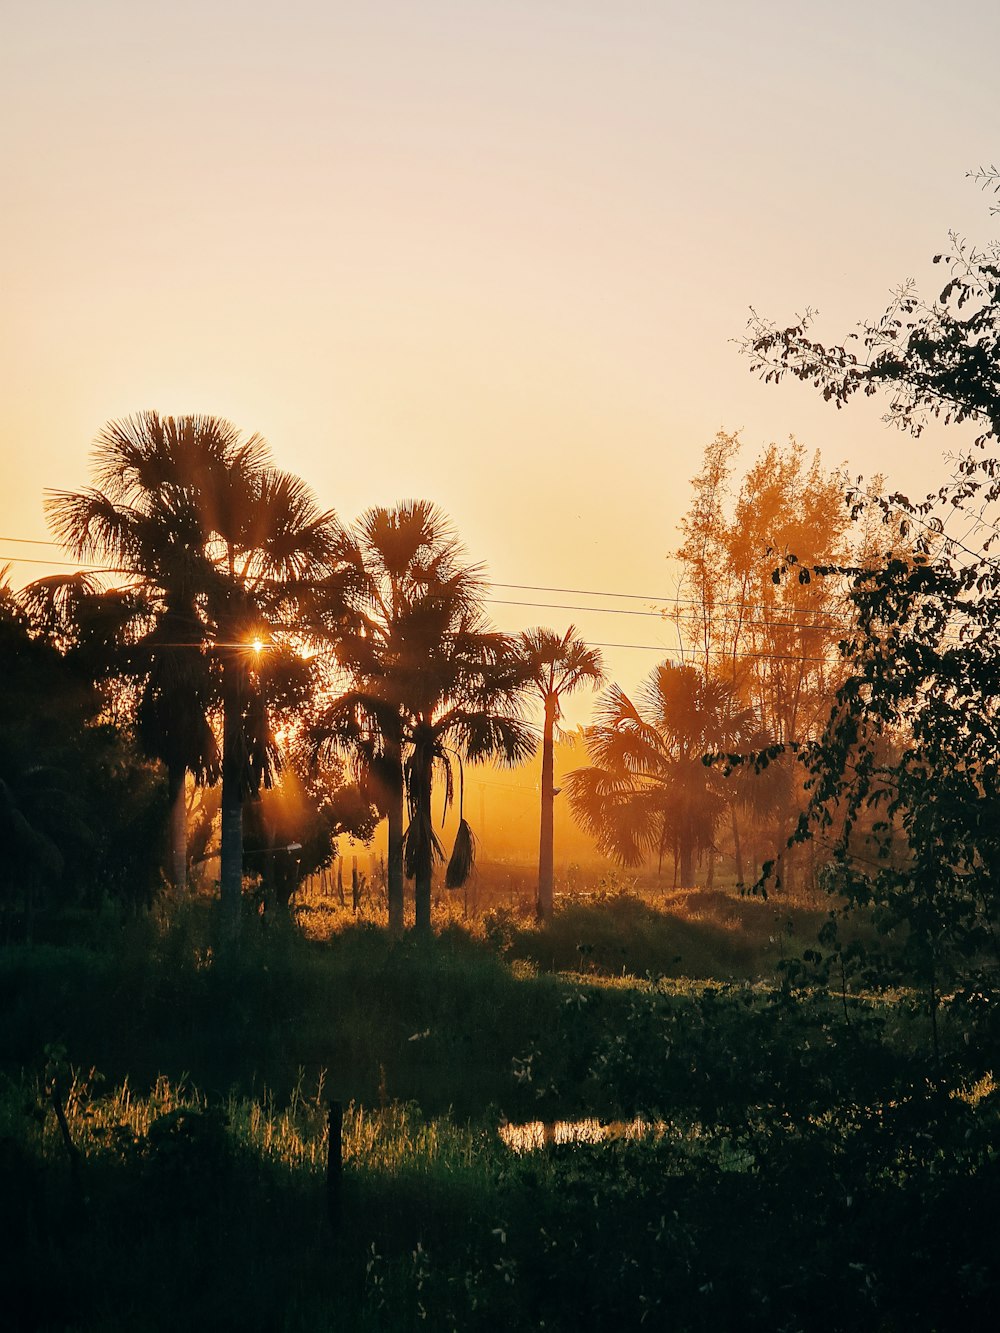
[47,412,341,936]
[519,626,604,922]
[402,611,534,931]
[135,604,221,888]
[313,501,535,933]
[313,501,481,931]
[566,662,756,886]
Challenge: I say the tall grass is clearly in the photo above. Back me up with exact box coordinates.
[3,897,999,1328]
[4,1048,998,1332]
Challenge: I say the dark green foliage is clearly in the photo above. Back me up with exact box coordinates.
[0,586,164,927]
[777,547,1000,1020]
[503,889,823,981]
[741,182,1000,1019]
[143,1105,235,1203]
[1,927,998,1331]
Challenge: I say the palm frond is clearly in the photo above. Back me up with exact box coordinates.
[445,819,476,888]
[567,659,766,870]
[450,712,537,767]
[519,624,605,704]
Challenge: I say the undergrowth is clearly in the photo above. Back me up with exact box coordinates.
[2,902,999,1329]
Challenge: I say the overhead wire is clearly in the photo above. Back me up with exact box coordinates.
[0,535,857,627]
[0,532,918,615]
[0,527,957,668]
[0,556,853,652]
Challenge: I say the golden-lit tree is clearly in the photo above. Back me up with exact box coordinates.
[671,433,878,888]
[567,663,755,886]
[519,625,604,922]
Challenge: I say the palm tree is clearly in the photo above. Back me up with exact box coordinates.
[402,612,534,931]
[135,604,221,888]
[47,412,341,936]
[519,626,604,922]
[566,662,756,887]
[313,501,535,933]
[312,501,480,931]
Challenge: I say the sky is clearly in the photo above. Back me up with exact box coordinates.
[3,0,999,726]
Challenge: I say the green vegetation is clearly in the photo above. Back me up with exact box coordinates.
[3,903,998,1330]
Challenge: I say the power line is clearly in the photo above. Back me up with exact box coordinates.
[490,596,666,619]
[491,580,672,603]
[587,641,838,664]
[0,534,890,613]
[0,547,854,628]
[0,560,851,641]
[486,596,847,632]
[0,529,965,655]
[0,554,109,569]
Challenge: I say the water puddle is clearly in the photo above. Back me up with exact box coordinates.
[498,1117,655,1153]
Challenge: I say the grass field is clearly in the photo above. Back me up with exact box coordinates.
[2,886,998,1330]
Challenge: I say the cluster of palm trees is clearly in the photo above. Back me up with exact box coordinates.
[27,411,797,937]
[309,501,543,933]
[33,413,620,937]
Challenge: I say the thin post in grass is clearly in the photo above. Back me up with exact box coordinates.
[327,1100,343,1234]
[48,1073,84,1213]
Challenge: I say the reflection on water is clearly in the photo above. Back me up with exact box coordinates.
[498,1117,655,1153]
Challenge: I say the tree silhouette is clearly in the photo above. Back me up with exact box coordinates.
[0,572,162,934]
[519,626,604,921]
[47,412,340,938]
[740,176,1000,1005]
[401,613,533,931]
[314,501,534,932]
[567,663,755,886]
[22,567,222,889]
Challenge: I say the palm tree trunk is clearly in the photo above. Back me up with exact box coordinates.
[679,837,694,889]
[536,695,557,923]
[731,805,744,886]
[413,756,433,935]
[385,733,404,935]
[167,763,187,890]
[414,781,432,934]
[220,657,244,943]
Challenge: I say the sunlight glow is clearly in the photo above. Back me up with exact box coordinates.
[499,1118,654,1153]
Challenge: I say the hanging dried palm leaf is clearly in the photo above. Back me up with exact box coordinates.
[445,818,476,889]
[445,751,476,888]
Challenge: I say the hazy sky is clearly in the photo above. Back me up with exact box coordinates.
[3,0,998,720]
